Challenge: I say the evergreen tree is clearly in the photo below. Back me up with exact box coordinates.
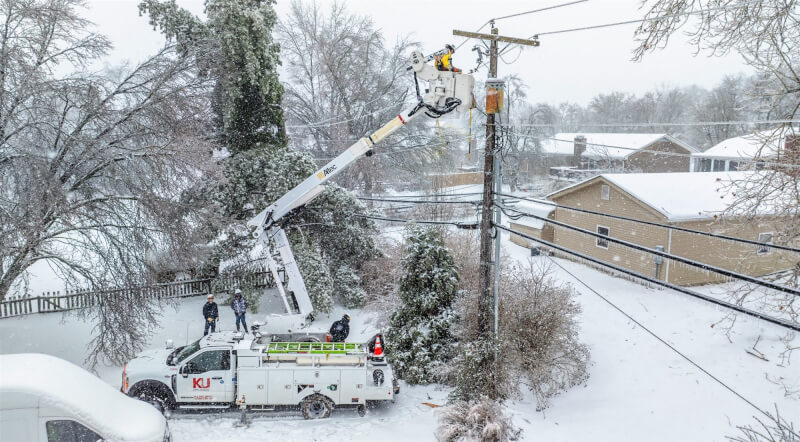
[140,0,285,152]
[387,227,459,384]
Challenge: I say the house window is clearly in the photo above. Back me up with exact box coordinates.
[601,184,610,201]
[596,225,609,249]
[713,160,725,171]
[700,158,712,172]
[729,161,739,171]
[757,232,773,255]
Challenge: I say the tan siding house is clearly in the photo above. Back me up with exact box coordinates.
[545,172,795,286]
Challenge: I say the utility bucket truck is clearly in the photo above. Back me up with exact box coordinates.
[124,50,474,418]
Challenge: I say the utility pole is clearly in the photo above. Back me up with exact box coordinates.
[452,27,540,339]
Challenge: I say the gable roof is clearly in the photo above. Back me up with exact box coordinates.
[547,171,765,222]
[541,133,697,160]
[694,128,797,160]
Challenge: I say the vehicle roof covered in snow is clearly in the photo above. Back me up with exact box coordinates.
[0,353,166,442]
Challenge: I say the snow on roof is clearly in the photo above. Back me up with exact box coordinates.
[541,133,694,159]
[694,129,795,160]
[548,172,769,222]
[511,199,556,229]
[0,353,166,442]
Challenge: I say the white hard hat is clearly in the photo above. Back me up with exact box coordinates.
[235,289,242,295]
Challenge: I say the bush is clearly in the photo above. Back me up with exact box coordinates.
[728,407,799,442]
[449,259,589,410]
[436,398,520,442]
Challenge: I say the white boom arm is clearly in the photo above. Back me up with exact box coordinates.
[247,51,474,325]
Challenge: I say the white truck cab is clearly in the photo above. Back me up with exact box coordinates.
[0,353,170,442]
[124,331,398,419]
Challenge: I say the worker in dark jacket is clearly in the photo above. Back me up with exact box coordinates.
[329,314,350,342]
[231,289,248,333]
[203,294,219,336]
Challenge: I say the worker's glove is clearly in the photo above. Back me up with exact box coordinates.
[207,318,213,323]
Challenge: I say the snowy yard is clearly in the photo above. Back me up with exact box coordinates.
[1,233,798,441]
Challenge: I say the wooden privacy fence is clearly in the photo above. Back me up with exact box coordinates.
[0,270,278,319]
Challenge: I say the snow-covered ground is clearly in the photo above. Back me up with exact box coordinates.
[1,231,798,441]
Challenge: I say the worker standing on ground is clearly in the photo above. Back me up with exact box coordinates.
[329,314,351,342]
[435,44,461,72]
[203,294,219,336]
[231,289,248,333]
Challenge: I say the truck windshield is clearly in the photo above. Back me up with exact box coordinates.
[173,339,201,364]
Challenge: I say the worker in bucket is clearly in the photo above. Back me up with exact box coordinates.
[329,314,351,342]
[203,294,219,336]
[435,44,461,72]
[231,288,248,333]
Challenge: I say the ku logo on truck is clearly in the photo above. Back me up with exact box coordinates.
[192,378,210,389]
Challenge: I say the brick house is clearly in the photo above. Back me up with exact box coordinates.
[515,172,795,286]
[541,133,697,180]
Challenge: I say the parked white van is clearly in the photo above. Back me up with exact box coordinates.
[0,353,170,442]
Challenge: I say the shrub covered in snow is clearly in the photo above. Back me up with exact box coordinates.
[386,227,459,384]
[436,398,520,442]
[449,259,589,409]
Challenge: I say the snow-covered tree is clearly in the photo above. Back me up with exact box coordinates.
[140,0,285,153]
[386,227,459,384]
[289,234,334,314]
[333,265,366,308]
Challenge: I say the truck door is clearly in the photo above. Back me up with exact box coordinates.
[176,349,235,403]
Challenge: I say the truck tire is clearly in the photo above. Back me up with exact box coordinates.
[130,382,175,414]
[300,394,333,419]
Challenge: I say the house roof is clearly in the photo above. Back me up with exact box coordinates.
[547,171,769,222]
[694,128,796,160]
[541,133,697,160]
[509,199,555,229]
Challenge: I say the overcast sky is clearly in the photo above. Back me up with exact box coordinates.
[84,0,749,105]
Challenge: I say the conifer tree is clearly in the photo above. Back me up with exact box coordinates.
[387,228,459,384]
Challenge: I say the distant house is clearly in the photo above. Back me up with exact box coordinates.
[691,129,800,172]
[517,172,795,286]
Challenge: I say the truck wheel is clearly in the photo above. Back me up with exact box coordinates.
[131,384,174,414]
[301,394,333,419]
[357,404,366,417]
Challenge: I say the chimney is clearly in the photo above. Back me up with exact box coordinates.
[573,135,587,168]
[785,134,800,162]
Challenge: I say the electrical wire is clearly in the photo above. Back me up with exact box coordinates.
[505,131,800,170]
[364,192,484,199]
[507,119,800,128]
[354,213,478,228]
[494,224,800,333]
[530,4,747,38]
[545,254,800,436]
[358,196,481,205]
[495,192,800,254]
[285,102,403,129]
[455,0,589,50]
[495,202,800,298]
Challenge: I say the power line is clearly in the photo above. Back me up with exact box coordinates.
[505,131,800,170]
[456,0,588,50]
[496,192,800,254]
[362,192,484,199]
[354,213,478,228]
[494,224,800,333]
[285,102,403,129]
[358,196,481,205]
[530,4,743,38]
[507,119,800,128]
[546,254,800,435]
[495,203,800,298]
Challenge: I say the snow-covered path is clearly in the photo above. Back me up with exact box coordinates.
[1,233,798,441]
